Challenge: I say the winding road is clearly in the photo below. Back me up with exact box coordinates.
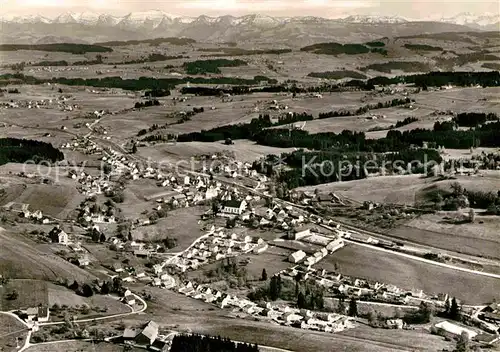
[1,292,147,352]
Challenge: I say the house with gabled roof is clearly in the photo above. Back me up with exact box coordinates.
[48,226,69,245]
[220,199,247,218]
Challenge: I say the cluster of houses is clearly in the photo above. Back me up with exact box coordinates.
[287,238,345,268]
[77,201,116,224]
[280,266,450,308]
[106,259,177,289]
[2,202,53,225]
[0,94,78,111]
[478,303,500,331]
[165,227,268,272]
[175,280,356,334]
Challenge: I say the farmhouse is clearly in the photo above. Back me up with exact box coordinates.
[288,250,307,263]
[220,199,247,217]
[135,321,159,345]
[48,226,69,245]
[123,294,136,305]
[26,306,50,322]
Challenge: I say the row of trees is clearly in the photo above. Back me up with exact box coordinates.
[318,97,413,119]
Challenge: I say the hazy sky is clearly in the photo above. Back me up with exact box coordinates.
[1,0,499,19]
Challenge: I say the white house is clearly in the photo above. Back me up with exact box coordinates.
[220,199,247,217]
[288,250,306,263]
[48,226,69,245]
[123,294,136,305]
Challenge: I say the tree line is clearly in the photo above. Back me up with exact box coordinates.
[171,334,259,352]
[95,37,196,46]
[183,59,248,75]
[0,73,276,91]
[453,112,498,127]
[0,43,112,54]
[318,97,413,119]
[256,148,442,188]
[300,42,387,56]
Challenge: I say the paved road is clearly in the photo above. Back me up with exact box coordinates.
[39,292,147,327]
[4,292,147,352]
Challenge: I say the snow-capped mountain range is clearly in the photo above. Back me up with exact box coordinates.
[1,11,498,29]
[0,11,497,44]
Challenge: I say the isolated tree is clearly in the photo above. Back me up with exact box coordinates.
[99,233,106,242]
[211,200,220,217]
[337,297,346,314]
[6,290,18,300]
[269,276,280,301]
[393,307,403,319]
[444,298,451,315]
[348,298,358,317]
[450,297,460,320]
[366,308,376,325]
[469,208,475,223]
[225,217,236,228]
[163,237,177,249]
[261,268,268,281]
[81,284,94,297]
[454,331,470,352]
[100,281,110,295]
[297,292,306,309]
[131,144,137,154]
[69,280,79,291]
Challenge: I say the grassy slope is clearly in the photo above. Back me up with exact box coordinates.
[0,229,96,282]
[321,244,499,305]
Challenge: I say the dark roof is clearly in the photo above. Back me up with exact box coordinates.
[224,199,243,208]
[38,306,48,317]
[482,312,500,321]
[151,339,167,349]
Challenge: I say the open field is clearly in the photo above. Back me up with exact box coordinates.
[197,318,452,352]
[0,314,28,352]
[47,284,131,317]
[25,341,145,352]
[299,106,435,135]
[396,213,500,260]
[297,174,500,206]
[321,244,500,304]
[138,139,299,165]
[142,288,453,352]
[131,206,206,251]
[412,87,500,112]
[0,279,48,311]
[241,246,295,279]
[0,229,96,282]
[188,244,295,284]
[0,171,84,219]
